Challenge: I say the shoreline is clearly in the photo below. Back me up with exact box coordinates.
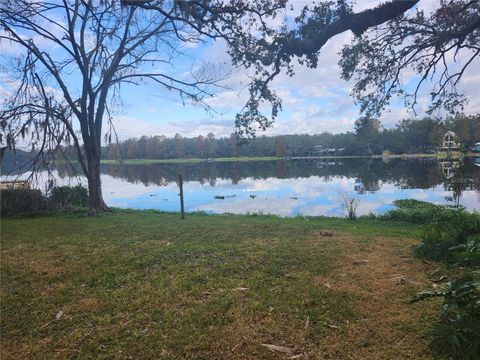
[101,152,475,165]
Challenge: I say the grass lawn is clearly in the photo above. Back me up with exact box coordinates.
[1,211,440,359]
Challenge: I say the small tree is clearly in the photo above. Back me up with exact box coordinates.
[342,193,360,220]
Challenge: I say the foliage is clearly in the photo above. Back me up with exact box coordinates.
[99,115,480,161]
[382,199,480,265]
[49,185,88,210]
[340,0,480,117]
[227,0,419,137]
[0,188,45,216]
[381,199,457,224]
[354,116,381,135]
[218,0,476,135]
[415,210,480,266]
[1,185,89,216]
[411,275,480,359]
[399,199,480,358]
[393,199,436,209]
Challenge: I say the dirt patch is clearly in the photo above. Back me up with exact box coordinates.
[2,252,65,279]
[66,297,105,313]
[310,234,438,359]
[30,261,64,278]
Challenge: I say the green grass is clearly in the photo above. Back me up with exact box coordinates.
[1,211,437,359]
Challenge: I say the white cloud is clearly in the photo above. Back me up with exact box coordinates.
[109,115,235,140]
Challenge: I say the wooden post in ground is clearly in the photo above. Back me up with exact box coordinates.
[179,174,185,220]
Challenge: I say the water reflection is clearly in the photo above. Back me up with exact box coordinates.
[23,158,480,216]
[95,158,452,190]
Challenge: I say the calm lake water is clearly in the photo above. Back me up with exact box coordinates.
[11,157,479,217]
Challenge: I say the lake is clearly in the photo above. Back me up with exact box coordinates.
[10,157,478,217]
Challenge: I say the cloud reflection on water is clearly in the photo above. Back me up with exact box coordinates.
[3,158,479,217]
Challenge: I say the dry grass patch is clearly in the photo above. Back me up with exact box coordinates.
[310,234,439,359]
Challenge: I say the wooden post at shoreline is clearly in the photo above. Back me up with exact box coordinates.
[179,174,185,220]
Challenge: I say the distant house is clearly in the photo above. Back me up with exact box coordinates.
[442,131,460,151]
[0,180,30,190]
[313,145,345,155]
[473,142,480,152]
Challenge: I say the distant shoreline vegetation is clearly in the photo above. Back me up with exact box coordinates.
[97,115,479,162]
[2,115,479,169]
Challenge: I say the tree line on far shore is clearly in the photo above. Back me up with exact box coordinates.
[102,114,480,160]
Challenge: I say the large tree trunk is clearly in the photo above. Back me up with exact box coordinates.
[86,154,108,211]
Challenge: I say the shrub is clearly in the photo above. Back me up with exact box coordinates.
[404,201,480,358]
[1,188,46,216]
[341,193,359,220]
[411,275,480,359]
[1,185,89,216]
[49,185,89,209]
[381,199,459,224]
[415,209,480,266]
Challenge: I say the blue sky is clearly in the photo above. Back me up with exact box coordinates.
[1,0,479,141]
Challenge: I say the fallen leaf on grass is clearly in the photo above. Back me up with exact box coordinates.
[323,282,331,289]
[231,342,242,352]
[233,287,248,291]
[433,275,448,283]
[388,274,404,279]
[324,322,339,329]
[353,259,369,265]
[39,310,64,330]
[261,344,294,355]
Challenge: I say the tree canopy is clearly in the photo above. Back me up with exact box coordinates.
[340,0,480,117]
[230,0,479,135]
